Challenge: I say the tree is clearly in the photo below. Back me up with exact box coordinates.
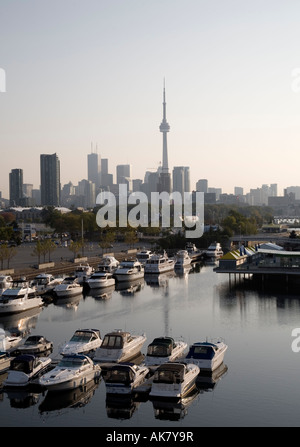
[69,240,84,260]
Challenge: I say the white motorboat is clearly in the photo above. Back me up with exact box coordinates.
[105,362,150,395]
[54,277,83,297]
[184,340,228,371]
[12,335,53,356]
[205,242,223,260]
[149,362,200,399]
[94,330,147,363]
[86,271,115,289]
[144,252,175,274]
[114,260,144,282]
[185,243,203,261]
[0,275,13,295]
[60,328,102,357]
[74,264,94,283]
[0,279,43,315]
[144,336,188,367]
[136,249,153,265]
[98,256,119,273]
[174,250,192,268]
[31,273,63,295]
[3,354,52,387]
[39,354,101,391]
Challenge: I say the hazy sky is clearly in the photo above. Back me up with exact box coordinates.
[1,0,300,199]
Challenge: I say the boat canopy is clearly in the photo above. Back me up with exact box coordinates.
[186,342,217,360]
[11,354,37,373]
[102,331,131,349]
[153,363,185,384]
[147,337,175,357]
[24,335,46,345]
[106,365,135,384]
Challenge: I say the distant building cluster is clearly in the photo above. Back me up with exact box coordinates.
[2,85,299,219]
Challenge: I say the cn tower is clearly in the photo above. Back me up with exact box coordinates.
[158,80,171,193]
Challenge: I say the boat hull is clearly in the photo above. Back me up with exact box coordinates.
[145,341,188,367]
[94,336,146,363]
[55,287,83,297]
[114,272,144,282]
[40,368,101,392]
[87,279,115,289]
[149,364,200,399]
[0,297,43,315]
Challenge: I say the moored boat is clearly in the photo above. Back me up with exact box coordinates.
[174,250,192,268]
[98,256,119,273]
[185,243,203,261]
[31,273,63,295]
[11,335,53,356]
[53,277,83,297]
[3,354,52,387]
[184,340,228,371]
[60,328,102,357]
[144,252,175,274]
[136,249,153,265]
[0,275,13,296]
[39,354,101,391]
[105,362,150,395]
[86,271,115,289]
[74,264,94,283]
[0,279,43,315]
[205,242,223,260]
[94,330,147,363]
[149,362,200,399]
[144,336,188,367]
[114,260,144,282]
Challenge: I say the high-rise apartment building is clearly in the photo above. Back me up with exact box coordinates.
[9,168,23,206]
[40,153,60,206]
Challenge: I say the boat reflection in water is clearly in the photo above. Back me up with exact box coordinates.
[87,285,115,300]
[4,388,42,409]
[196,362,228,392]
[115,278,144,294]
[151,386,200,421]
[39,378,100,414]
[105,394,141,420]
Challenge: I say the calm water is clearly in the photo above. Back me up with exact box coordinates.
[1,263,300,427]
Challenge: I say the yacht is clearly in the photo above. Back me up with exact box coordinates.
[31,273,63,295]
[86,271,115,289]
[144,252,175,274]
[74,264,94,283]
[184,340,228,371]
[144,336,188,367]
[94,330,147,363]
[98,256,119,273]
[149,362,200,399]
[205,242,223,260]
[105,363,150,395]
[0,275,13,295]
[174,250,192,268]
[0,279,43,315]
[114,260,144,282]
[0,328,11,373]
[4,354,52,387]
[53,277,83,298]
[60,328,102,357]
[39,354,101,391]
[136,249,153,265]
[185,243,203,261]
[12,335,53,356]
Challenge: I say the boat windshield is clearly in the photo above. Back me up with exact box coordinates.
[186,344,215,360]
[24,336,42,345]
[11,358,35,373]
[59,357,86,368]
[102,334,124,349]
[147,338,174,357]
[106,367,134,384]
[153,364,185,384]
[70,331,94,342]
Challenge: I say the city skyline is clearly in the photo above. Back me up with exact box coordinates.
[2,1,300,199]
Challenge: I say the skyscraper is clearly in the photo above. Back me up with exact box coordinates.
[173,166,190,195]
[9,168,23,206]
[40,153,60,206]
[87,150,100,188]
[158,81,171,193]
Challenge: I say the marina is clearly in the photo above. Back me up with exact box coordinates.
[0,254,300,427]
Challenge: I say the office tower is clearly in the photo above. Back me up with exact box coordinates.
[158,82,171,193]
[196,179,208,193]
[173,166,190,195]
[40,153,60,206]
[88,151,100,187]
[234,187,244,196]
[9,168,23,206]
[116,164,131,184]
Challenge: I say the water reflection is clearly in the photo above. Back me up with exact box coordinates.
[105,394,141,420]
[151,387,200,421]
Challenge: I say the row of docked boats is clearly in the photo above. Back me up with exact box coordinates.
[0,324,227,401]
